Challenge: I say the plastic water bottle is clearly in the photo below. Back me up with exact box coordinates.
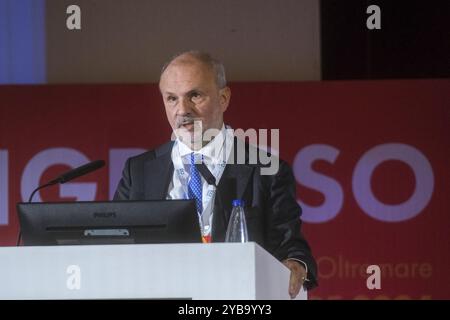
[225,199,248,243]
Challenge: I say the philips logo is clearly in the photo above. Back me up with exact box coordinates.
[93,212,116,218]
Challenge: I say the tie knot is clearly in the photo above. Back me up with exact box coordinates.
[190,153,202,165]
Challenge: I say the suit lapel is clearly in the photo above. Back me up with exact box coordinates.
[144,141,174,200]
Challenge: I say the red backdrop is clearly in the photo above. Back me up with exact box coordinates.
[0,79,449,299]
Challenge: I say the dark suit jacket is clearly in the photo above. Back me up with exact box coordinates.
[114,140,318,289]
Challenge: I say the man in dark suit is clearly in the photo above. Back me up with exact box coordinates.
[114,51,317,297]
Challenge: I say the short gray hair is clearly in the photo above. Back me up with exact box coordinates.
[161,51,227,88]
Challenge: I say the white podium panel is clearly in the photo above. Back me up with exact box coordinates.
[0,242,307,300]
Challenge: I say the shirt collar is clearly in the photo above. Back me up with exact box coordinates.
[177,124,226,162]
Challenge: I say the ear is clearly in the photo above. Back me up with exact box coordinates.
[219,86,231,112]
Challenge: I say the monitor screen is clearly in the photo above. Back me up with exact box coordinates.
[17,200,202,245]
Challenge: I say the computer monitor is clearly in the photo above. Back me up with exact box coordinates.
[17,200,202,245]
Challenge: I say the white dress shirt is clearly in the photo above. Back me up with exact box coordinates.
[167,124,233,236]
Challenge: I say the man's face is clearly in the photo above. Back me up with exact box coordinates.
[159,58,231,146]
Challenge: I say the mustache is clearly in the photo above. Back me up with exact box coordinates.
[176,116,201,128]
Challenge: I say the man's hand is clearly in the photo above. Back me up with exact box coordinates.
[283,259,307,299]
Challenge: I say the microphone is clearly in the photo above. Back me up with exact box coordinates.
[49,160,105,185]
[16,160,105,246]
[28,160,105,202]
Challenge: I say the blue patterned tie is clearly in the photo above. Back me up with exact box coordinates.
[188,153,203,215]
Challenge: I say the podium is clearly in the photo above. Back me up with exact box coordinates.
[0,242,307,300]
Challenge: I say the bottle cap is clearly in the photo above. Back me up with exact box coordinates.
[232,199,245,207]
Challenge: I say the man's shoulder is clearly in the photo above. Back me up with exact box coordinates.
[233,139,288,165]
[231,139,291,177]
